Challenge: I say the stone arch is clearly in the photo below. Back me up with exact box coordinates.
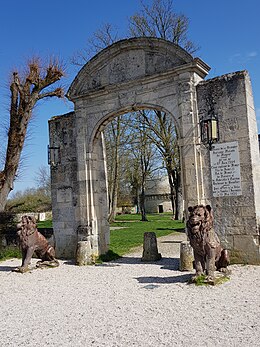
[90,103,181,151]
[49,37,211,259]
[67,37,194,99]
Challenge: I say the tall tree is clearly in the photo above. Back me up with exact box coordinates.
[72,0,197,64]
[0,58,64,211]
[129,0,198,53]
[126,114,160,221]
[140,110,181,219]
[35,165,51,197]
[71,23,119,66]
[104,116,122,223]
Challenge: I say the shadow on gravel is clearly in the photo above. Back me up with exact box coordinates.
[160,240,183,244]
[135,273,192,284]
[0,265,15,272]
[112,256,179,266]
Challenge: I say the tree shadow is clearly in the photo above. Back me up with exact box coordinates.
[111,256,180,268]
[160,240,183,244]
[156,228,185,232]
[135,273,192,284]
[0,265,15,272]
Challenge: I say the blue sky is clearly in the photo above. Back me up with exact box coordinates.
[1,0,259,196]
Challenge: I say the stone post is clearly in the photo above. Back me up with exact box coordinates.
[76,241,93,265]
[141,232,162,261]
[179,241,194,271]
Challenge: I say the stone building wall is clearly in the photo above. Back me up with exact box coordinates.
[48,112,78,258]
[144,177,173,213]
[196,71,260,264]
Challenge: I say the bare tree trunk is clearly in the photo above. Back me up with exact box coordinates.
[140,186,148,221]
[108,117,121,223]
[173,169,181,220]
[0,104,33,211]
[0,59,64,211]
[166,168,175,218]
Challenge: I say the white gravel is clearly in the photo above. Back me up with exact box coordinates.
[0,232,260,347]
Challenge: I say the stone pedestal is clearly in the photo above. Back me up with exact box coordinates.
[141,232,162,262]
[179,241,194,271]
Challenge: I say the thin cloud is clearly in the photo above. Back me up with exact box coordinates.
[229,51,257,63]
[247,51,257,58]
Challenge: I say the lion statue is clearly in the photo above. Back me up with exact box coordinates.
[186,205,229,279]
[13,215,59,273]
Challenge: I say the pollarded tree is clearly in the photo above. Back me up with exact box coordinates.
[0,58,64,211]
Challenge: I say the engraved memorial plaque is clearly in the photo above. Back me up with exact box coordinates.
[210,141,242,197]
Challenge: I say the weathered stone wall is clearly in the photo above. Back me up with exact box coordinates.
[197,71,260,264]
[49,112,78,258]
[144,177,173,213]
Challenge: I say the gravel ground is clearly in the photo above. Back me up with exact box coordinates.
[0,231,260,347]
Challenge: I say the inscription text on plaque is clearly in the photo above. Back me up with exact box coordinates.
[210,141,242,197]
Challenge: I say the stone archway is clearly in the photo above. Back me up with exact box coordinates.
[49,37,260,264]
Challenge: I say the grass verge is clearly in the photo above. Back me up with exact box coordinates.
[0,246,21,261]
[0,214,185,263]
[109,213,184,257]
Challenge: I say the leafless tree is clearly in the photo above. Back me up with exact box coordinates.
[104,116,122,223]
[71,23,120,66]
[140,110,181,219]
[34,165,51,197]
[72,0,197,65]
[129,0,198,53]
[0,58,64,211]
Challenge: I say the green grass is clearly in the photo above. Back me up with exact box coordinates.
[114,213,174,222]
[109,213,184,257]
[0,245,21,261]
[37,220,53,228]
[0,214,184,262]
[38,214,185,258]
[191,274,230,286]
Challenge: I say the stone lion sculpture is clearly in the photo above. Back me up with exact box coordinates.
[13,215,59,273]
[186,205,229,279]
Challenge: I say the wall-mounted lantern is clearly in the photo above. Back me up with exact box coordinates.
[48,145,60,167]
[200,113,219,150]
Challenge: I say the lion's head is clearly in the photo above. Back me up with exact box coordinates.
[187,204,213,235]
[17,215,37,236]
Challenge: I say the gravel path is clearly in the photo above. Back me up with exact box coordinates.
[0,231,260,347]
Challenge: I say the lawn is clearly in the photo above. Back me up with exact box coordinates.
[110,213,185,256]
[37,214,185,256]
[37,220,53,228]
[1,214,185,261]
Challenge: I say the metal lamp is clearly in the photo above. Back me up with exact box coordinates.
[200,113,219,150]
[48,145,60,167]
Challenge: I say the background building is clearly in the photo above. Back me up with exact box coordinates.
[144,177,172,213]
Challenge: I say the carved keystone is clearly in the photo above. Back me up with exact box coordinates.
[179,241,194,271]
[141,232,162,262]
